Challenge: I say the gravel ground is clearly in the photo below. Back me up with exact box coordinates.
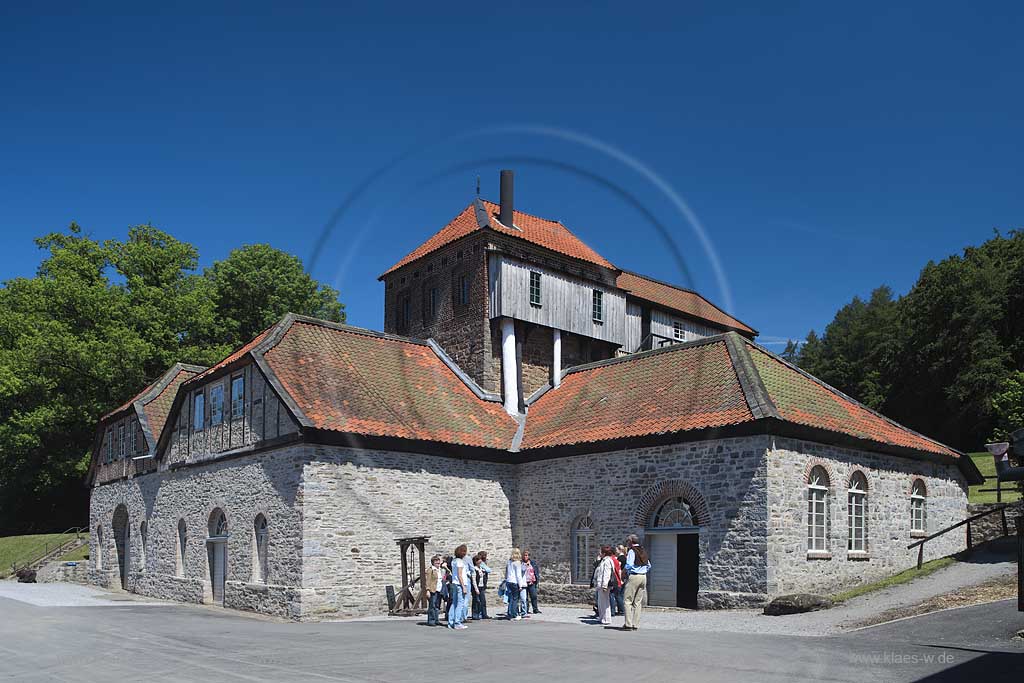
[525,546,1019,636]
[0,581,168,607]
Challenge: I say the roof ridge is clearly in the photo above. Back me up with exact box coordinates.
[564,333,730,376]
[741,337,964,457]
[272,314,432,347]
[617,269,758,336]
[723,334,779,420]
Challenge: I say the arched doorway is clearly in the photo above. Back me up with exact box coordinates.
[645,496,699,608]
[111,505,130,590]
[207,509,228,605]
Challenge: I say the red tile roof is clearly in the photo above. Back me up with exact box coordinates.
[616,271,756,336]
[141,367,200,442]
[747,345,958,458]
[381,200,615,276]
[261,320,518,449]
[521,340,752,449]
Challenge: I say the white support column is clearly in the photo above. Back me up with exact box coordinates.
[501,317,519,415]
[552,328,562,388]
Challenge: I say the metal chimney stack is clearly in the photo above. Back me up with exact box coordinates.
[499,169,514,227]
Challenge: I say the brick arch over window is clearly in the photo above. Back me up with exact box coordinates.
[802,459,838,486]
[634,480,710,529]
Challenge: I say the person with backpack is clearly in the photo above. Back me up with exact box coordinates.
[522,549,541,614]
[622,534,651,631]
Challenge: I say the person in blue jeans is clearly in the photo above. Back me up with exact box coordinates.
[504,547,526,620]
[477,551,492,619]
[447,544,470,629]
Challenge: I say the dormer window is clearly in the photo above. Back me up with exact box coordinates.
[210,384,224,425]
[231,376,245,420]
[592,289,604,323]
[529,271,542,307]
[193,391,205,432]
[673,320,685,341]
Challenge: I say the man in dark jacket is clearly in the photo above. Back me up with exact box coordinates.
[522,549,541,614]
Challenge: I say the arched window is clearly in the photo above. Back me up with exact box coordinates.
[847,472,868,553]
[807,466,830,553]
[650,496,696,528]
[139,521,148,572]
[571,514,595,584]
[95,525,104,570]
[176,519,187,577]
[253,515,269,584]
[209,510,228,538]
[910,479,927,534]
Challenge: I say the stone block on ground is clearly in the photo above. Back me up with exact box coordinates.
[763,593,832,616]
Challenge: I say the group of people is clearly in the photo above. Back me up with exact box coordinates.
[425,546,541,629]
[423,535,652,632]
[590,535,651,629]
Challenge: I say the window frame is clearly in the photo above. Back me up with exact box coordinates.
[105,428,113,463]
[209,383,224,426]
[192,391,205,432]
[571,514,595,585]
[117,423,125,459]
[529,271,542,307]
[176,519,187,577]
[807,466,830,554]
[254,514,269,584]
[592,289,604,323]
[230,375,245,421]
[673,320,685,341]
[910,479,927,535]
[456,273,470,306]
[847,472,868,554]
[129,420,137,455]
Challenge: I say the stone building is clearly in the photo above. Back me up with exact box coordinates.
[88,171,983,618]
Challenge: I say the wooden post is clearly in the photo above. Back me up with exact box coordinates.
[917,543,924,570]
[1017,517,1022,613]
[417,540,427,610]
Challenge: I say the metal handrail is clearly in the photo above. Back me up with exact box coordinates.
[8,526,88,576]
[906,505,1010,569]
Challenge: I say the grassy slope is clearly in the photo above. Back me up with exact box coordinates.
[58,543,90,562]
[968,451,1021,504]
[831,556,956,603]
[0,532,82,574]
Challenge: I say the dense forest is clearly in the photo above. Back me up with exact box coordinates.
[0,224,344,534]
[783,230,1024,451]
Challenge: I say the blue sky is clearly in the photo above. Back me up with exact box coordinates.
[1,2,1021,346]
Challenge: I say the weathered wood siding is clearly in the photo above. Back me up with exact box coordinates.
[165,362,298,468]
[489,254,626,346]
[650,309,721,343]
[624,302,643,353]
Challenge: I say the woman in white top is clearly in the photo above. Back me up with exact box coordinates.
[593,544,616,625]
[505,547,526,620]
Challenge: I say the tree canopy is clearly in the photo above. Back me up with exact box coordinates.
[0,224,344,534]
[792,230,1024,450]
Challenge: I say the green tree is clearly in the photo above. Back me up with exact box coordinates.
[0,226,345,534]
[203,244,345,348]
[797,286,899,410]
[990,371,1024,441]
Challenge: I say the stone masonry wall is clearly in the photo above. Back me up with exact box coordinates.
[514,436,771,608]
[767,437,969,596]
[299,444,516,618]
[88,448,306,618]
[967,500,1023,545]
[382,234,492,390]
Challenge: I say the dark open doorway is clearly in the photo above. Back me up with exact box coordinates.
[676,533,699,608]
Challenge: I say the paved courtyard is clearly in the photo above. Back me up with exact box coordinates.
[0,583,1020,682]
